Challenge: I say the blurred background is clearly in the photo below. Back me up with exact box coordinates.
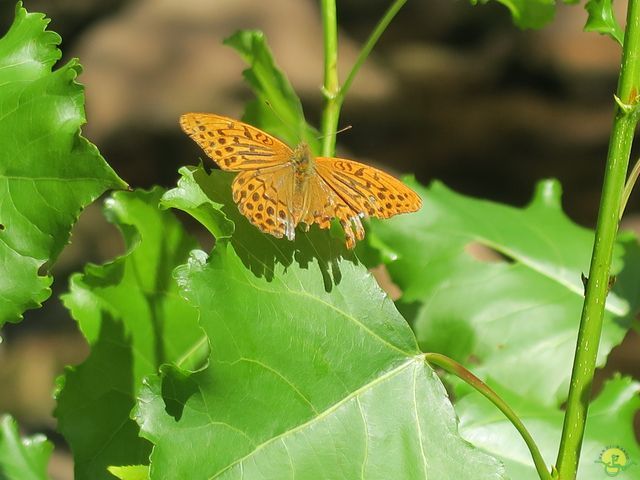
[0,0,638,478]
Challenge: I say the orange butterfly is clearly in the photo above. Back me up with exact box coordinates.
[180,113,421,248]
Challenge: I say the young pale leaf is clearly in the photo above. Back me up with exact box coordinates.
[134,169,507,479]
[224,30,321,154]
[107,465,150,480]
[0,415,52,480]
[0,2,126,326]
[458,375,640,479]
[585,0,624,46]
[470,0,556,29]
[367,179,633,407]
[56,188,205,480]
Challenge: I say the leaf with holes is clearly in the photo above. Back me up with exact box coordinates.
[56,188,205,480]
[133,176,507,479]
[365,179,635,407]
[0,2,125,326]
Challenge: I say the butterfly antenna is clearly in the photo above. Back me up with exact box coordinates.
[264,100,302,142]
[316,125,352,141]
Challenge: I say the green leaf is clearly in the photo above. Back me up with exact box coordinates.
[164,166,352,287]
[224,30,321,154]
[160,165,234,240]
[470,0,556,29]
[0,2,126,326]
[56,188,205,480]
[0,415,52,480]
[134,240,506,479]
[458,375,640,479]
[585,0,624,46]
[368,179,632,406]
[107,465,149,480]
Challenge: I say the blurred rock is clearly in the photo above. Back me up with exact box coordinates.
[49,448,74,480]
[530,2,624,76]
[370,264,402,301]
[0,332,88,427]
[0,0,128,49]
[53,201,124,274]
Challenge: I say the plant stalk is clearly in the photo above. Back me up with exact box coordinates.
[425,353,552,480]
[555,0,640,477]
[620,156,640,218]
[320,0,340,157]
[339,0,407,103]
[320,0,407,157]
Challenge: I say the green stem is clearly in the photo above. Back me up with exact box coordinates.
[339,0,407,103]
[425,353,552,480]
[620,156,640,218]
[320,0,340,157]
[555,1,640,478]
[320,0,407,157]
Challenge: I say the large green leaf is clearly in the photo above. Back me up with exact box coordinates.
[0,2,125,326]
[0,415,52,480]
[56,188,205,480]
[367,179,633,407]
[458,375,640,479]
[224,30,321,154]
[134,168,507,479]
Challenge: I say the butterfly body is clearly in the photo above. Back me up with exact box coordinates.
[180,113,421,248]
[289,142,316,222]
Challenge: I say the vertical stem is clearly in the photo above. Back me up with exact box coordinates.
[320,0,407,157]
[555,1,640,478]
[320,0,340,157]
[620,155,640,218]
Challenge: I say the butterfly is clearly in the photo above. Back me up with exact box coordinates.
[179,113,422,249]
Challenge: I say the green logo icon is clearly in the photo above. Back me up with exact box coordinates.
[595,446,636,477]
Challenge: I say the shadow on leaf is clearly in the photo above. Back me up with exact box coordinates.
[56,314,152,480]
[191,166,356,291]
[160,364,199,421]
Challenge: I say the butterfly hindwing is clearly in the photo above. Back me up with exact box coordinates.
[314,157,422,219]
[232,168,297,241]
[301,174,366,249]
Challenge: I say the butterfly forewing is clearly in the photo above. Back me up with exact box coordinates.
[180,113,293,171]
